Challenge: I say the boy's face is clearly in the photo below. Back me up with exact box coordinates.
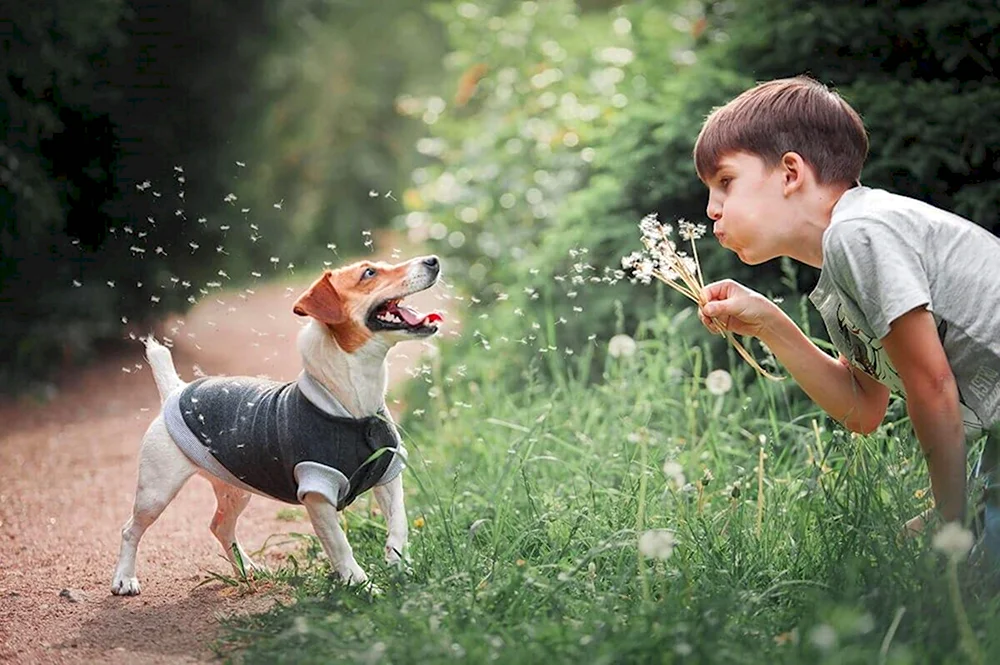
[703,151,791,265]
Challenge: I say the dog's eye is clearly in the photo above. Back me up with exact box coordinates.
[361,267,377,280]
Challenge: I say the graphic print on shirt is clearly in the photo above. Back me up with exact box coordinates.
[835,306,983,433]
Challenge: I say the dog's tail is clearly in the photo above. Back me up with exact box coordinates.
[143,336,184,403]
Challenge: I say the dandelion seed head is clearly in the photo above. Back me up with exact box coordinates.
[705,369,733,396]
[638,529,676,560]
[678,219,707,241]
[932,521,974,560]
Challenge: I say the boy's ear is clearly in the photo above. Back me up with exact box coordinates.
[780,151,807,194]
[293,271,348,325]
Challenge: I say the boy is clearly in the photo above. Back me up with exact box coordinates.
[693,75,1000,560]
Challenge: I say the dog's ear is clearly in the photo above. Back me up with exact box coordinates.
[293,271,347,325]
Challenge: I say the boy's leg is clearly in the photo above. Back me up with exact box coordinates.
[974,424,1000,564]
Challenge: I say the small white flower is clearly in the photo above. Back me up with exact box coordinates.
[705,369,733,396]
[932,521,974,560]
[608,334,637,358]
[638,529,676,561]
[662,460,686,489]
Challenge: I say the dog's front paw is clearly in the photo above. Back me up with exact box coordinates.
[384,544,404,565]
[111,575,141,596]
[336,563,369,586]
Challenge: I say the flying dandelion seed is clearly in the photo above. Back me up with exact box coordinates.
[197,217,207,224]
[216,246,228,255]
[189,242,199,252]
[107,280,115,288]
[137,231,147,238]
[121,316,128,324]
[150,295,160,303]
[130,246,145,255]
[224,193,237,203]
[236,161,246,168]
[273,199,283,210]
[155,247,166,256]
[251,271,262,278]
[368,190,378,198]
[240,208,250,214]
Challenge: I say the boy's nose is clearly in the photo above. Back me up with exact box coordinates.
[706,200,722,221]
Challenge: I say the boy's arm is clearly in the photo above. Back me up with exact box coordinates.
[880,306,967,524]
[760,308,890,434]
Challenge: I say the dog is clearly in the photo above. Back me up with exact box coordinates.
[111,255,443,595]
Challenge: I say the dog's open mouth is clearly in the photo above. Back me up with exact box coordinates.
[367,298,443,335]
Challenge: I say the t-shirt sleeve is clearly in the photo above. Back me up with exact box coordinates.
[823,219,932,339]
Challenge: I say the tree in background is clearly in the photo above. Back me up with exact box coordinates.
[399,0,1000,386]
[0,0,445,392]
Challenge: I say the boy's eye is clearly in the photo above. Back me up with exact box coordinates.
[719,177,732,189]
[361,267,377,280]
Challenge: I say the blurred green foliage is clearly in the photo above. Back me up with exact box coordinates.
[0,0,445,391]
[398,0,1000,389]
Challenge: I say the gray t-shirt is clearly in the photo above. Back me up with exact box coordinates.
[809,185,1000,436]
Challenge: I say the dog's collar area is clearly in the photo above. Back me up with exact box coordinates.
[297,371,360,419]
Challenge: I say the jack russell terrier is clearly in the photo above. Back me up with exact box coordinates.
[111,255,443,595]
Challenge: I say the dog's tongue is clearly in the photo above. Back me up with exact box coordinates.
[396,304,444,326]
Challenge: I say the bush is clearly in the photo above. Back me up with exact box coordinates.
[399,0,1000,392]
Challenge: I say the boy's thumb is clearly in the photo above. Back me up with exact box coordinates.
[703,302,722,317]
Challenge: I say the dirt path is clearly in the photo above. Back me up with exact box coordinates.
[0,247,451,664]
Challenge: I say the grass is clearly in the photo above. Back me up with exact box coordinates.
[214,306,999,664]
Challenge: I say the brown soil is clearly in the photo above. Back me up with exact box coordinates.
[0,246,450,664]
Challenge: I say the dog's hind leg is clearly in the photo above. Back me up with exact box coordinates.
[209,479,265,577]
[111,416,196,596]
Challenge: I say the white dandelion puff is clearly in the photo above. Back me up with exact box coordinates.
[638,529,676,561]
[608,334,637,358]
[932,521,974,560]
[662,461,686,489]
[705,369,733,396]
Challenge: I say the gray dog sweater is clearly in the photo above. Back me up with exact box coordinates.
[163,372,406,510]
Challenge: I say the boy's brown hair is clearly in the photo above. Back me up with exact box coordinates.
[694,76,868,187]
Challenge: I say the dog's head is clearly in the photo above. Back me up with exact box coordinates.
[292,255,443,352]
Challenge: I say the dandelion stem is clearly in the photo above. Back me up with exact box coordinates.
[756,446,766,538]
[636,431,651,603]
[878,606,906,665]
[947,559,983,665]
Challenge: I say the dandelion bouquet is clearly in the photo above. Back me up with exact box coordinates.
[622,213,781,381]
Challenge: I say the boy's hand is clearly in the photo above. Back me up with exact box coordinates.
[698,280,778,339]
[899,508,936,542]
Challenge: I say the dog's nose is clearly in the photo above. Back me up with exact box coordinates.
[423,256,439,270]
